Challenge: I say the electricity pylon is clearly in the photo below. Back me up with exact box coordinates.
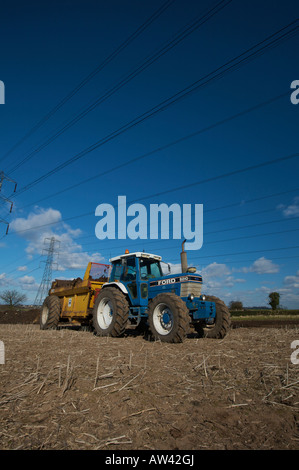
[0,171,17,235]
[34,237,60,306]
[0,217,9,235]
[0,171,17,192]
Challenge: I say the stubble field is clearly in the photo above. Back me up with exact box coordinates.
[0,322,298,450]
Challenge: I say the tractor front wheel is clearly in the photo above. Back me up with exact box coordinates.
[148,293,190,343]
[40,295,61,330]
[92,287,129,337]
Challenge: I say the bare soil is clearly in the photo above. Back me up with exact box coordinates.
[0,308,39,324]
[232,318,299,328]
[0,321,298,450]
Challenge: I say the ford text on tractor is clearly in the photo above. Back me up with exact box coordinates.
[93,241,230,342]
[40,242,230,342]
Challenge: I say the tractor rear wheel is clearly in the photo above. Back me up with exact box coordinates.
[93,287,129,337]
[40,295,61,330]
[200,295,231,339]
[148,293,190,343]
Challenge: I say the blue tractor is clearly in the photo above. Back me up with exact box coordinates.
[93,241,231,343]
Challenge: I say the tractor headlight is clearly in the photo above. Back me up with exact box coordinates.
[188,293,194,301]
[202,295,206,301]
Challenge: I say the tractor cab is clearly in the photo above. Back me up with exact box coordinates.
[108,251,163,309]
[109,251,163,281]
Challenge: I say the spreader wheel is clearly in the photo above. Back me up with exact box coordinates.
[40,295,61,330]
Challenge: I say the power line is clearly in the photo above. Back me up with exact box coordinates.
[46,244,299,269]
[11,266,41,282]
[55,213,299,260]
[200,253,299,266]
[204,186,299,214]
[206,227,299,245]
[6,212,299,272]
[0,0,176,165]
[69,184,299,244]
[133,154,299,203]
[56,192,299,250]
[4,151,299,237]
[5,236,299,278]
[4,252,299,283]
[61,254,299,270]
[12,91,289,212]
[205,214,299,236]
[167,244,299,263]
[60,226,299,254]
[0,255,42,275]
[10,20,298,198]
[5,0,233,176]
[3,226,299,278]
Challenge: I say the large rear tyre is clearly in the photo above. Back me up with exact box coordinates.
[40,295,61,330]
[148,293,190,343]
[92,287,129,337]
[198,295,231,339]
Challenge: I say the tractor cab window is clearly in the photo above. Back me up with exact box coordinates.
[120,257,137,282]
[110,263,123,281]
[139,258,162,280]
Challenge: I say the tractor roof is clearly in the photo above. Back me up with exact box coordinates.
[110,252,162,263]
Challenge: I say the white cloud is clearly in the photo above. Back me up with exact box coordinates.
[18,275,36,285]
[284,270,299,289]
[18,275,40,292]
[201,262,231,279]
[167,263,182,274]
[0,272,38,293]
[0,273,6,287]
[223,276,245,287]
[10,207,105,272]
[237,257,279,274]
[255,285,272,293]
[17,266,27,272]
[200,262,245,294]
[10,207,62,235]
[0,206,109,303]
[277,196,299,217]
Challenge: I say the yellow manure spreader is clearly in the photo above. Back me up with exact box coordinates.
[40,262,111,329]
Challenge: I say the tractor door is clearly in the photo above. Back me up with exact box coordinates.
[138,257,163,306]
[119,256,140,306]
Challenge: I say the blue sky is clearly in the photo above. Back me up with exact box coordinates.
[0,0,298,307]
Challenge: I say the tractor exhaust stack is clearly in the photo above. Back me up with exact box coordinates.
[181,240,188,273]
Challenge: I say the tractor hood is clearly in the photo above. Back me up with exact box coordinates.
[147,272,203,301]
[148,272,202,287]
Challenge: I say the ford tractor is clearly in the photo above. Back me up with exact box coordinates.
[93,241,230,342]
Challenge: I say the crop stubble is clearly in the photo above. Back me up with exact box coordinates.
[0,324,298,450]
